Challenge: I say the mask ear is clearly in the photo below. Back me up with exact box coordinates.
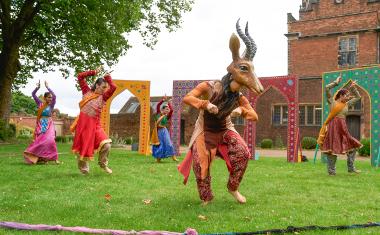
[229,33,240,61]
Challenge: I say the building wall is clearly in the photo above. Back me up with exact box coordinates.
[285,0,379,144]
[255,87,288,145]
[9,115,74,137]
[300,0,380,21]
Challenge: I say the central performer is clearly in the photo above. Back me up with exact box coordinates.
[178,20,264,205]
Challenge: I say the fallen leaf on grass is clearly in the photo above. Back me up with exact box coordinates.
[143,199,152,205]
[198,215,207,220]
[104,194,112,202]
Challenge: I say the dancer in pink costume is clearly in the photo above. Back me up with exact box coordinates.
[24,81,59,164]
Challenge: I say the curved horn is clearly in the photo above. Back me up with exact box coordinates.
[236,19,253,60]
[245,22,257,60]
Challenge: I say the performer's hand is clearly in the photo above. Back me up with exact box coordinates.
[206,103,218,114]
[230,107,242,117]
[95,65,103,74]
[44,80,49,88]
[36,80,40,88]
[335,74,342,84]
[350,80,357,88]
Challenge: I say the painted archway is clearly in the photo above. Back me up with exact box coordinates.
[323,66,380,166]
[100,80,151,155]
[245,75,299,162]
[172,76,299,162]
[171,80,204,155]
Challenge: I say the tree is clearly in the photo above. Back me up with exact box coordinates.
[11,91,37,115]
[0,0,194,121]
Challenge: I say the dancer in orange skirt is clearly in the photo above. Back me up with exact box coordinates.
[318,75,362,175]
[72,66,116,174]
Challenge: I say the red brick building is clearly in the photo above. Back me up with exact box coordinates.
[273,0,377,144]
[111,0,378,146]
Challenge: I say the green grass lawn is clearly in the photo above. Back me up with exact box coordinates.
[0,143,379,235]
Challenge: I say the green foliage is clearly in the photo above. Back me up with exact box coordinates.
[302,137,317,150]
[125,136,134,145]
[260,138,273,149]
[55,136,68,143]
[66,135,74,142]
[0,120,16,141]
[2,0,194,89]
[358,138,370,156]
[110,134,127,145]
[11,91,37,115]
[18,127,33,137]
[274,134,285,148]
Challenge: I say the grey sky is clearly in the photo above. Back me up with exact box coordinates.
[21,0,301,116]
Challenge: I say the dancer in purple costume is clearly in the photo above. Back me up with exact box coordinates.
[24,81,59,164]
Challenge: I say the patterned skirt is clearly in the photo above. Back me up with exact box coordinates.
[321,117,362,155]
[24,118,58,164]
[152,127,175,159]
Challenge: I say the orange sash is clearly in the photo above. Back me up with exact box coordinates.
[150,123,160,146]
[317,101,346,145]
[70,93,100,133]
[36,103,49,121]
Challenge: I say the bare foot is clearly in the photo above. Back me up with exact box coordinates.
[80,170,89,175]
[102,167,113,174]
[228,190,246,204]
[201,200,211,206]
[172,156,179,162]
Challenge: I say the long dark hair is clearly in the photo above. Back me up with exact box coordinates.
[44,92,51,98]
[210,73,240,119]
[335,89,349,100]
[91,77,105,91]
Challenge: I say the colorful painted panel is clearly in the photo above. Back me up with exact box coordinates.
[246,76,299,162]
[171,80,205,155]
[101,80,151,155]
[323,66,380,166]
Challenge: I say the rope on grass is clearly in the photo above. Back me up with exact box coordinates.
[1,221,380,235]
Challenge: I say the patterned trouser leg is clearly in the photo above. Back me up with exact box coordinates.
[192,145,214,202]
[98,143,111,169]
[326,154,337,175]
[78,159,89,174]
[347,150,356,172]
[224,131,250,192]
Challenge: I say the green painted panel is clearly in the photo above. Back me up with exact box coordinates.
[322,66,380,166]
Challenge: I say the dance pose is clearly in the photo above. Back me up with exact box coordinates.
[151,98,178,163]
[318,75,362,175]
[178,20,264,205]
[24,81,59,164]
[71,66,116,174]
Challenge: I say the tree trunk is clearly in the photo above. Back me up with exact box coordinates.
[0,44,21,123]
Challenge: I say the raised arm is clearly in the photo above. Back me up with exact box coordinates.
[77,70,96,95]
[45,81,56,108]
[167,102,173,120]
[102,74,117,101]
[325,80,339,105]
[182,82,211,110]
[347,86,361,106]
[238,95,258,121]
[32,86,42,107]
[156,99,164,114]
